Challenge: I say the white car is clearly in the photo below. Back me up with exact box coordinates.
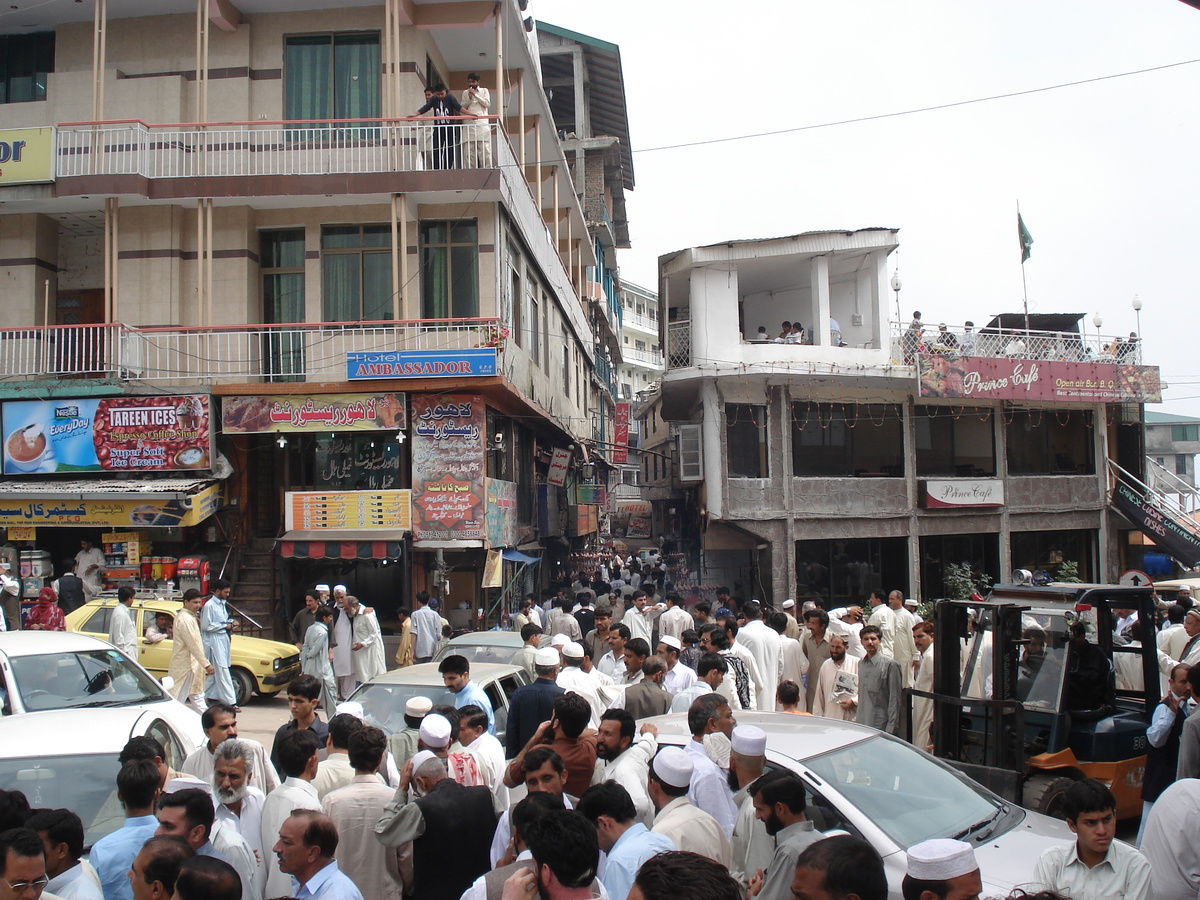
[0,707,199,850]
[645,711,1072,899]
[0,631,203,745]
[433,630,546,665]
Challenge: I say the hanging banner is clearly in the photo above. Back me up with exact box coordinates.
[613,403,630,464]
[3,395,211,475]
[221,392,406,433]
[918,356,1161,403]
[547,447,572,487]
[485,479,519,549]
[1112,482,1200,566]
[482,549,503,588]
[411,395,486,542]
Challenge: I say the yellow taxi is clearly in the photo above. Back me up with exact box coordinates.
[67,596,301,705]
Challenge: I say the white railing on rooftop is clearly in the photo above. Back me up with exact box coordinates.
[56,117,500,179]
[0,318,505,384]
[888,322,1143,366]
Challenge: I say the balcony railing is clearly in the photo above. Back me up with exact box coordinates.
[623,346,663,368]
[56,117,500,179]
[888,323,1143,366]
[624,312,658,334]
[0,318,504,384]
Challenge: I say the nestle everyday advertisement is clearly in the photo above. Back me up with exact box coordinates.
[3,395,211,475]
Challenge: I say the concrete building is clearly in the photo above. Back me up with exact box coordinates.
[0,0,627,629]
[1145,411,1200,513]
[657,229,1163,605]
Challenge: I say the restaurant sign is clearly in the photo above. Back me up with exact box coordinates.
[347,349,497,380]
[222,393,406,433]
[0,483,222,528]
[919,356,1162,403]
[921,480,1004,509]
[1112,482,1200,566]
[3,395,211,476]
[411,395,485,542]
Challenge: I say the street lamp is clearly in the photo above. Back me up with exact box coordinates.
[1092,313,1103,355]
[1132,294,1143,337]
[890,270,902,332]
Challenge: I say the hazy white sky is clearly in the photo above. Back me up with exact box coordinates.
[541,0,1200,415]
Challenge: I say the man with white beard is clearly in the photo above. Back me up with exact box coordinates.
[211,739,267,900]
[330,585,355,699]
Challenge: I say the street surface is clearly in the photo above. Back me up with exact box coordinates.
[236,691,292,748]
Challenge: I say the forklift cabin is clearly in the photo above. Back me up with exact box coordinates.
[922,584,1160,819]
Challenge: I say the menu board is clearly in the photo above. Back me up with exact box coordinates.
[286,490,413,532]
[3,395,211,475]
[411,394,485,542]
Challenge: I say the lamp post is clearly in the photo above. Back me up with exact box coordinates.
[1132,294,1143,338]
[890,270,902,342]
[1092,313,1103,356]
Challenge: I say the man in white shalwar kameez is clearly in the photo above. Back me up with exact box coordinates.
[811,635,859,721]
[331,586,355,699]
[736,602,781,712]
[347,596,387,686]
[912,624,936,752]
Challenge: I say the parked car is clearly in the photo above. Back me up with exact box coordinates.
[0,630,203,744]
[432,630,544,665]
[0,707,198,851]
[1152,576,1200,604]
[645,711,1072,899]
[67,597,301,706]
[348,662,530,746]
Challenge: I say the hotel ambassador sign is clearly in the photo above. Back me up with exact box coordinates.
[0,128,54,185]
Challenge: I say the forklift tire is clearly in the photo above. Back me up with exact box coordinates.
[1024,774,1077,819]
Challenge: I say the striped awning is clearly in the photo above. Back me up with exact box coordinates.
[277,530,404,560]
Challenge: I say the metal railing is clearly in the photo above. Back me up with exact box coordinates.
[667,321,691,368]
[1109,458,1200,536]
[0,318,503,384]
[57,117,500,179]
[624,311,658,334]
[1146,456,1200,515]
[889,323,1143,366]
[623,346,663,368]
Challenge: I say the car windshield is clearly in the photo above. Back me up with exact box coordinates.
[437,642,519,665]
[348,682,457,735]
[9,649,166,711]
[804,734,1003,848]
[0,753,124,850]
[959,609,1070,713]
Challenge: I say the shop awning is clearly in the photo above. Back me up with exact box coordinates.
[501,548,540,564]
[0,477,221,528]
[277,530,405,560]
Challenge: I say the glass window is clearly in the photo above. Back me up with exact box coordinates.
[8,649,167,712]
[262,229,306,380]
[322,225,392,323]
[0,32,54,104]
[919,534,999,602]
[792,403,905,477]
[1177,454,1189,476]
[726,404,767,478]
[529,293,540,366]
[0,752,125,849]
[1173,424,1199,442]
[1005,410,1094,475]
[81,608,110,634]
[796,537,909,606]
[914,407,995,477]
[508,249,522,349]
[1010,529,1096,583]
[420,220,478,319]
[285,33,380,122]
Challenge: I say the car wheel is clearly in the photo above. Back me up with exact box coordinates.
[231,668,257,706]
[1024,774,1076,819]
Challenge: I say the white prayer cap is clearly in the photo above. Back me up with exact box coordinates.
[782,599,795,610]
[1181,584,1194,593]
[335,701,364,720]
[419,714,452,749]
[410,750,438,772]
[551,633,571,647]
[534,647,561,666]
[561,641,585,660]
[315,583,330,592]
[167,775,211,795]
[730,725,768,757]
[651,746,694,789]
[906,839,979,881]
[904,597,918,608]
[405,696,433,718]
[658,635,682,651]
[334,584,347,593]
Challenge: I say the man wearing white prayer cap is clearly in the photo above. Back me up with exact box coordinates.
[780,599,801,640]
[656,634,697,696]
[729,725,773,890]
[329,584,355,699]
[551,632,571,648]
[315,583,330,601]
[555,641,606,728]
[419,713,452,750]
[902,838,983,900]
[648,745,731,866]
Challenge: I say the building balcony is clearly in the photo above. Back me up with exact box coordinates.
[0,318,506,386]
[622,346,663,370]
[887,322,1143,366]
[623,311,658,335]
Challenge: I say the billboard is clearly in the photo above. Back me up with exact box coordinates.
[3,395,211,476]
[411,395,486,542]
[613,403,630,464]
[0,128,55,185]
[347,349,497,380]
[222,392,405,433]
[918,356,1162,403]
[0,483,221,528]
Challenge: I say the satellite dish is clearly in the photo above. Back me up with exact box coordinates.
[1012,568,1034,585]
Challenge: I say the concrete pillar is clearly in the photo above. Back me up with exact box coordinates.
[778,384,797,605]
[812,255,831,346]
[571,46,589,137]
[996,403,1012,578]
[873,249,889,348]
[701,380,724,518]
[1095,402,1111,580]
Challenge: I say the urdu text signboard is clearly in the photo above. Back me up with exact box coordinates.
[223,393,406,433]
[347,349,497,380]
[918,356,1162,403]
[3,395,211,476]
[485,479,519,549]
[411,395,486,542]
[0,483,222,528]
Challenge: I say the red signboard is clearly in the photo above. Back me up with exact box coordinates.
[613,403,630,464]
[919,356,1161,403]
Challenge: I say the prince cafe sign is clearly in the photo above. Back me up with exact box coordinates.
[921,479,1004,509]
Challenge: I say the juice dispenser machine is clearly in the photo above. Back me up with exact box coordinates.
[177,556,210,595]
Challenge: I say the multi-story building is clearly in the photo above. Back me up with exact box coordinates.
[657,229,1165,606]
[617,280,662,403]
[1145,411,1200,501]
[0,0,624,629]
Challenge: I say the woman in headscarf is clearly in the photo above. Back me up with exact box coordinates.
[25,586,65,631]
[301,603,338,713]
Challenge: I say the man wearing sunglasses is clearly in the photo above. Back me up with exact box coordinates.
[0,829,50,900]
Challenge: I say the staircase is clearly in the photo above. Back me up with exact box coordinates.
[1109,459,1200,567]
[230,537,277,638]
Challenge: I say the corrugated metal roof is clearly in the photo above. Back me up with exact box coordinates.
[1146,411,1200,424]
[0,476,213,499]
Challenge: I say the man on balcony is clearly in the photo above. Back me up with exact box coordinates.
[415,84,462,170]
[461,73,491,167]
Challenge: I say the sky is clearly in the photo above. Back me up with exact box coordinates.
[538,0,1200,417]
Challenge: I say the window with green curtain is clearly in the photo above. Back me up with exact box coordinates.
[261,229,306,380]
[321,225,393,323]
[0,32,54,104]
[420,220,478,319]
[285,33,379,122]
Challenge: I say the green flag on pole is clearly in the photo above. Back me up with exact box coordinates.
[1018,213,1034,263]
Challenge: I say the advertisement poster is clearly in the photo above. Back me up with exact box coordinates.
[547,447,571,487]
[222,392,405,434]
[3,395,211,476]
[411,395,485,542]
[918,356,1162,403]
[612,499,652,539]
[0,483,221,528]
[485,479,519,549]
[285,490,412,532]
[613,403,630,464]
[482,549,503,588]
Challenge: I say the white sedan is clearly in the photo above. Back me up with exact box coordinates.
[646,711,1072,899]
[0,630,203,745]
[0,706,199,850]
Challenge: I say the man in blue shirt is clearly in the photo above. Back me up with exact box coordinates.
[439,654,495,734]
[273,809,364,899]
[504,648,564,758]
[577,781,675,900]
[89,758,162,900]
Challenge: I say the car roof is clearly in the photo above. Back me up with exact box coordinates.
[1153,577,1200,590]
[364,662,523,685]
[0,630,114,657]
[0,708,154,757]
[642,710,880,760]
[445,632,523,647]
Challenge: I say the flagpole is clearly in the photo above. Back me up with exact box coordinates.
[1018,201,1030,337]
